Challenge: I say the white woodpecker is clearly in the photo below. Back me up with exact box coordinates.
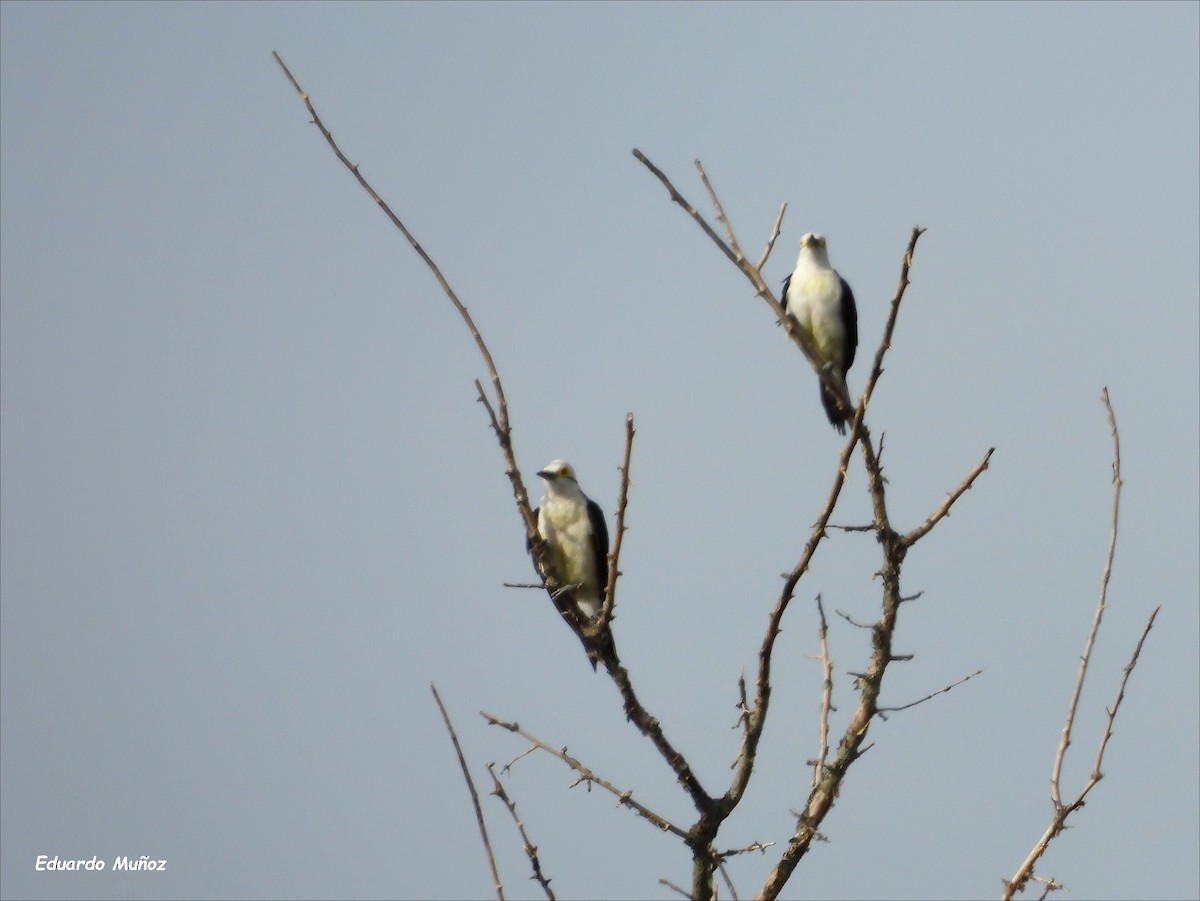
[533,460,610,621]
[782,232,859,433]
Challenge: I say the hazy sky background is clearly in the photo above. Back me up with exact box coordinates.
[2,2,1197,900]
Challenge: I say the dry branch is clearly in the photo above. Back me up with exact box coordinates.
[597,413,636,630]
[279,56,1010,899]
[486,763,555,901]
[809,595,834,789]
[1001,389,1159,899]
[480,710,690,841]
[633,151,993,900]
[273,51,624,669]
[431,684,505,901]
[877,668,985,716]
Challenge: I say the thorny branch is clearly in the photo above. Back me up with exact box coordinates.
[756,203,788,271]
[634,151,995,901]
[1002,389,1159,900]
[1053,387,1124,806]
[276,57,721,826]
[633,150,854,422]
[809,595,834,790]
[598,413,636,630]
[877,668,985,717]
[486,764,555,901]
[431,685,504,901]
[271,51,582,639]
[480,711,690,841]
[278,54,1031,900]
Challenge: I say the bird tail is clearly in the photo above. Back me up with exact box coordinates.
[819,375,850,434]
[582,625,616,672]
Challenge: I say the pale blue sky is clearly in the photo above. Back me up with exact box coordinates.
[2,2,1197,899]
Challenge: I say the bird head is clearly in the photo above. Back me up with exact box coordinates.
[798,232,832,267]
[537,460,577,483]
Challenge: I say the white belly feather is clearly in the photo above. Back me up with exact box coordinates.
[538,499,602,617]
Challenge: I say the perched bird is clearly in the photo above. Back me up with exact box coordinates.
[782,232,859,433]
[533,460,610,621]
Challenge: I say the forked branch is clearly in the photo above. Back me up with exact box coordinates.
[633,152,993,901]
[1002,389,1159,899]
[485,764,556,901]
[276,52,722,843]
[480,711,690,841]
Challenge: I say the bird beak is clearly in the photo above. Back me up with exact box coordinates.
[537,469,554,480]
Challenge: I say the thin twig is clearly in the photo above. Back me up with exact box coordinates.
[486,763,555,901]
[274,52,512,448]
[735,669,751,736]
[834,609,874,630]
[696,159,744,261]
[902,448,996,546]
[431,685,505,901]
[1052,388,1122,807]
[633,149,740,269]
[810,596,834,789]
[658,878,691,899]
[877,668,984,715]
[1032,874,1065,899]
[852,227,927,424]
[598,413,635,630]
[718,841,777,859]
[717,859,740,901]
[500,743,539,774]
[755,202,788,271]
[480,711,690,841]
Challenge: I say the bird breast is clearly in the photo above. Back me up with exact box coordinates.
[538,500,598,588]
[790,271,846,366]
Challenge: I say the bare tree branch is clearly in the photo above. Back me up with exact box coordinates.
[480,711,691,841]
[431,684,504,901]
[275,63,719,831]
[719,841,777,859]
[633,149,975,900]
[853,227,927,422]
[486,763,555,901]
[274,51,608,666]
[280,59,1019,899]
[877,668,985,716]
[658,878,691,899]
[634,149,859,424]
[597,413,635,631]
[717,859,740,901]
[695,159,744,262]
[1032,874,1065,899]
[902,448,996,547]
[1052,387,1123,806]
[1002,606,1159,899]
[1001,389,1159,899]
[756,202,788,272]
[272,68,732,901]
[808,595,834,789]
[756,231,948,901]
